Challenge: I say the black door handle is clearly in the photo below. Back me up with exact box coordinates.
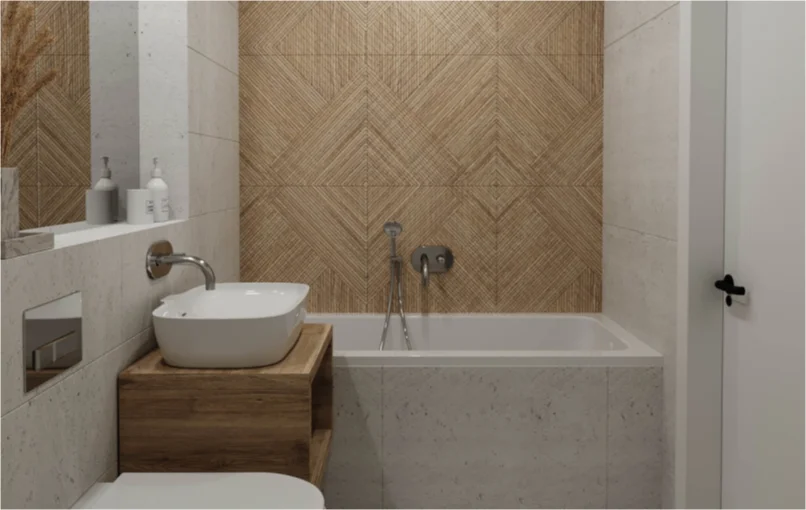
[715,274,746,306]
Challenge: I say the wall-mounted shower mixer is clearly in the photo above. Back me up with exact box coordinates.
[411,246,454,287]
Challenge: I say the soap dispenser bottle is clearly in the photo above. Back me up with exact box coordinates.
[147,157,170,222]
[95,156,117,191]
[85,156,119,224]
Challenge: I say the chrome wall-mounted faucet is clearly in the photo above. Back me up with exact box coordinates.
[146,240,216,290]
[411,246,454,287]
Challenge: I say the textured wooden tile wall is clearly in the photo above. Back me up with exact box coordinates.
[240,1,603,313]
[1,1,90,229]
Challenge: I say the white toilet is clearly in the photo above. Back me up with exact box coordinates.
[74,472,325,509]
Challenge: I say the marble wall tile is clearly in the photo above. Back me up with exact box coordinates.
[603,5,679,241]
[138,0,190,219]
[189,49,239,142]
[189,0,238,75]
[189,134,239,217]
[607,367,663,509]
[90,0,140,212]
[192,209,240,285]
[604,2,678,47]
[323,367,383,509]
[602,225,676,357]
[1,328,155,509]
[1,236,123,416]
[382,367,607,509]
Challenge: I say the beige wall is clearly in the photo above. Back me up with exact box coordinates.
[239,1,604,313]
[0,2,239,507]
[602,2,679,508]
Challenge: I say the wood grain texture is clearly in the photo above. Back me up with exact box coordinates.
[497,187,601,312]
[367,2,497,55]
[38,56,91,187]
[240,55,366,186]
[1,2,90,226]
[240,187,368,312]
[499,1,603,55]
[36,1,89,56]
[38,186,84,227]
[240,1,604,313]
[240,1,366,55]
[18,187,36,230]
[119,324,333,486]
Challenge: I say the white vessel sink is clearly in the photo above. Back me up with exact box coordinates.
[152,283,309,368]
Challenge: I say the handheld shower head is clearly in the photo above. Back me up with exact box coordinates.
[383,221,402,258]
[383,221,402,238]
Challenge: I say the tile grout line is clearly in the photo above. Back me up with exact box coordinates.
[188,131,239,144]
[365,1,370,313]
[603,222,676,243]
[603,2,680,51]
[494,1,500,311]
[187,45,238,78]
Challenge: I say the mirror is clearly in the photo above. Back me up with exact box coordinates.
[1,1,139,231]
[23,291,83,392]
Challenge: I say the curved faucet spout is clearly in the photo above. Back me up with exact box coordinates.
[150,253,216,290]
[420,254,429,287]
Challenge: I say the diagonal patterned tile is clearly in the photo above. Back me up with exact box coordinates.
[498,55,597,185]
[500,1,603,55]
[496,187,601,312]
[36,1,89,56]
[534,93,602,186]
[2,98,37,187]
[37,56,91,187]
[240,56,365,186]
[240,1,365,55]
[1,1,36,55]
[18,186,37,230]
[239,1,314,55]
[536,1,603,56]
[271,79,366,186]
[532,186,602,274]
[368,56,496,185]
[38,186,84,226]
[368,187,496,313]
[240,186,368,312]
[367,1,496,55]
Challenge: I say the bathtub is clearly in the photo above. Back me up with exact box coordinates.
[308,313,661,367]
[310,313,664,509]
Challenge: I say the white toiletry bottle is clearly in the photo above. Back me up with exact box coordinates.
[147,157,170,222]
[95,156,117,191]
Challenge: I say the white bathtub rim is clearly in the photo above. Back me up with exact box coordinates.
[333,351,662,368]
[310,312,663,367]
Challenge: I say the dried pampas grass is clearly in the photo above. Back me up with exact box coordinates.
[1,2,57,160]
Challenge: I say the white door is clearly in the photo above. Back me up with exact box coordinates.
[721,2,805,508]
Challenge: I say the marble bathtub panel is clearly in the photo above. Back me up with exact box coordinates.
[323,367,383,509]
[607,367,663,508]
[382,367,608,509]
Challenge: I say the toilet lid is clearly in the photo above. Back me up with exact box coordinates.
[77,472,325,509]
